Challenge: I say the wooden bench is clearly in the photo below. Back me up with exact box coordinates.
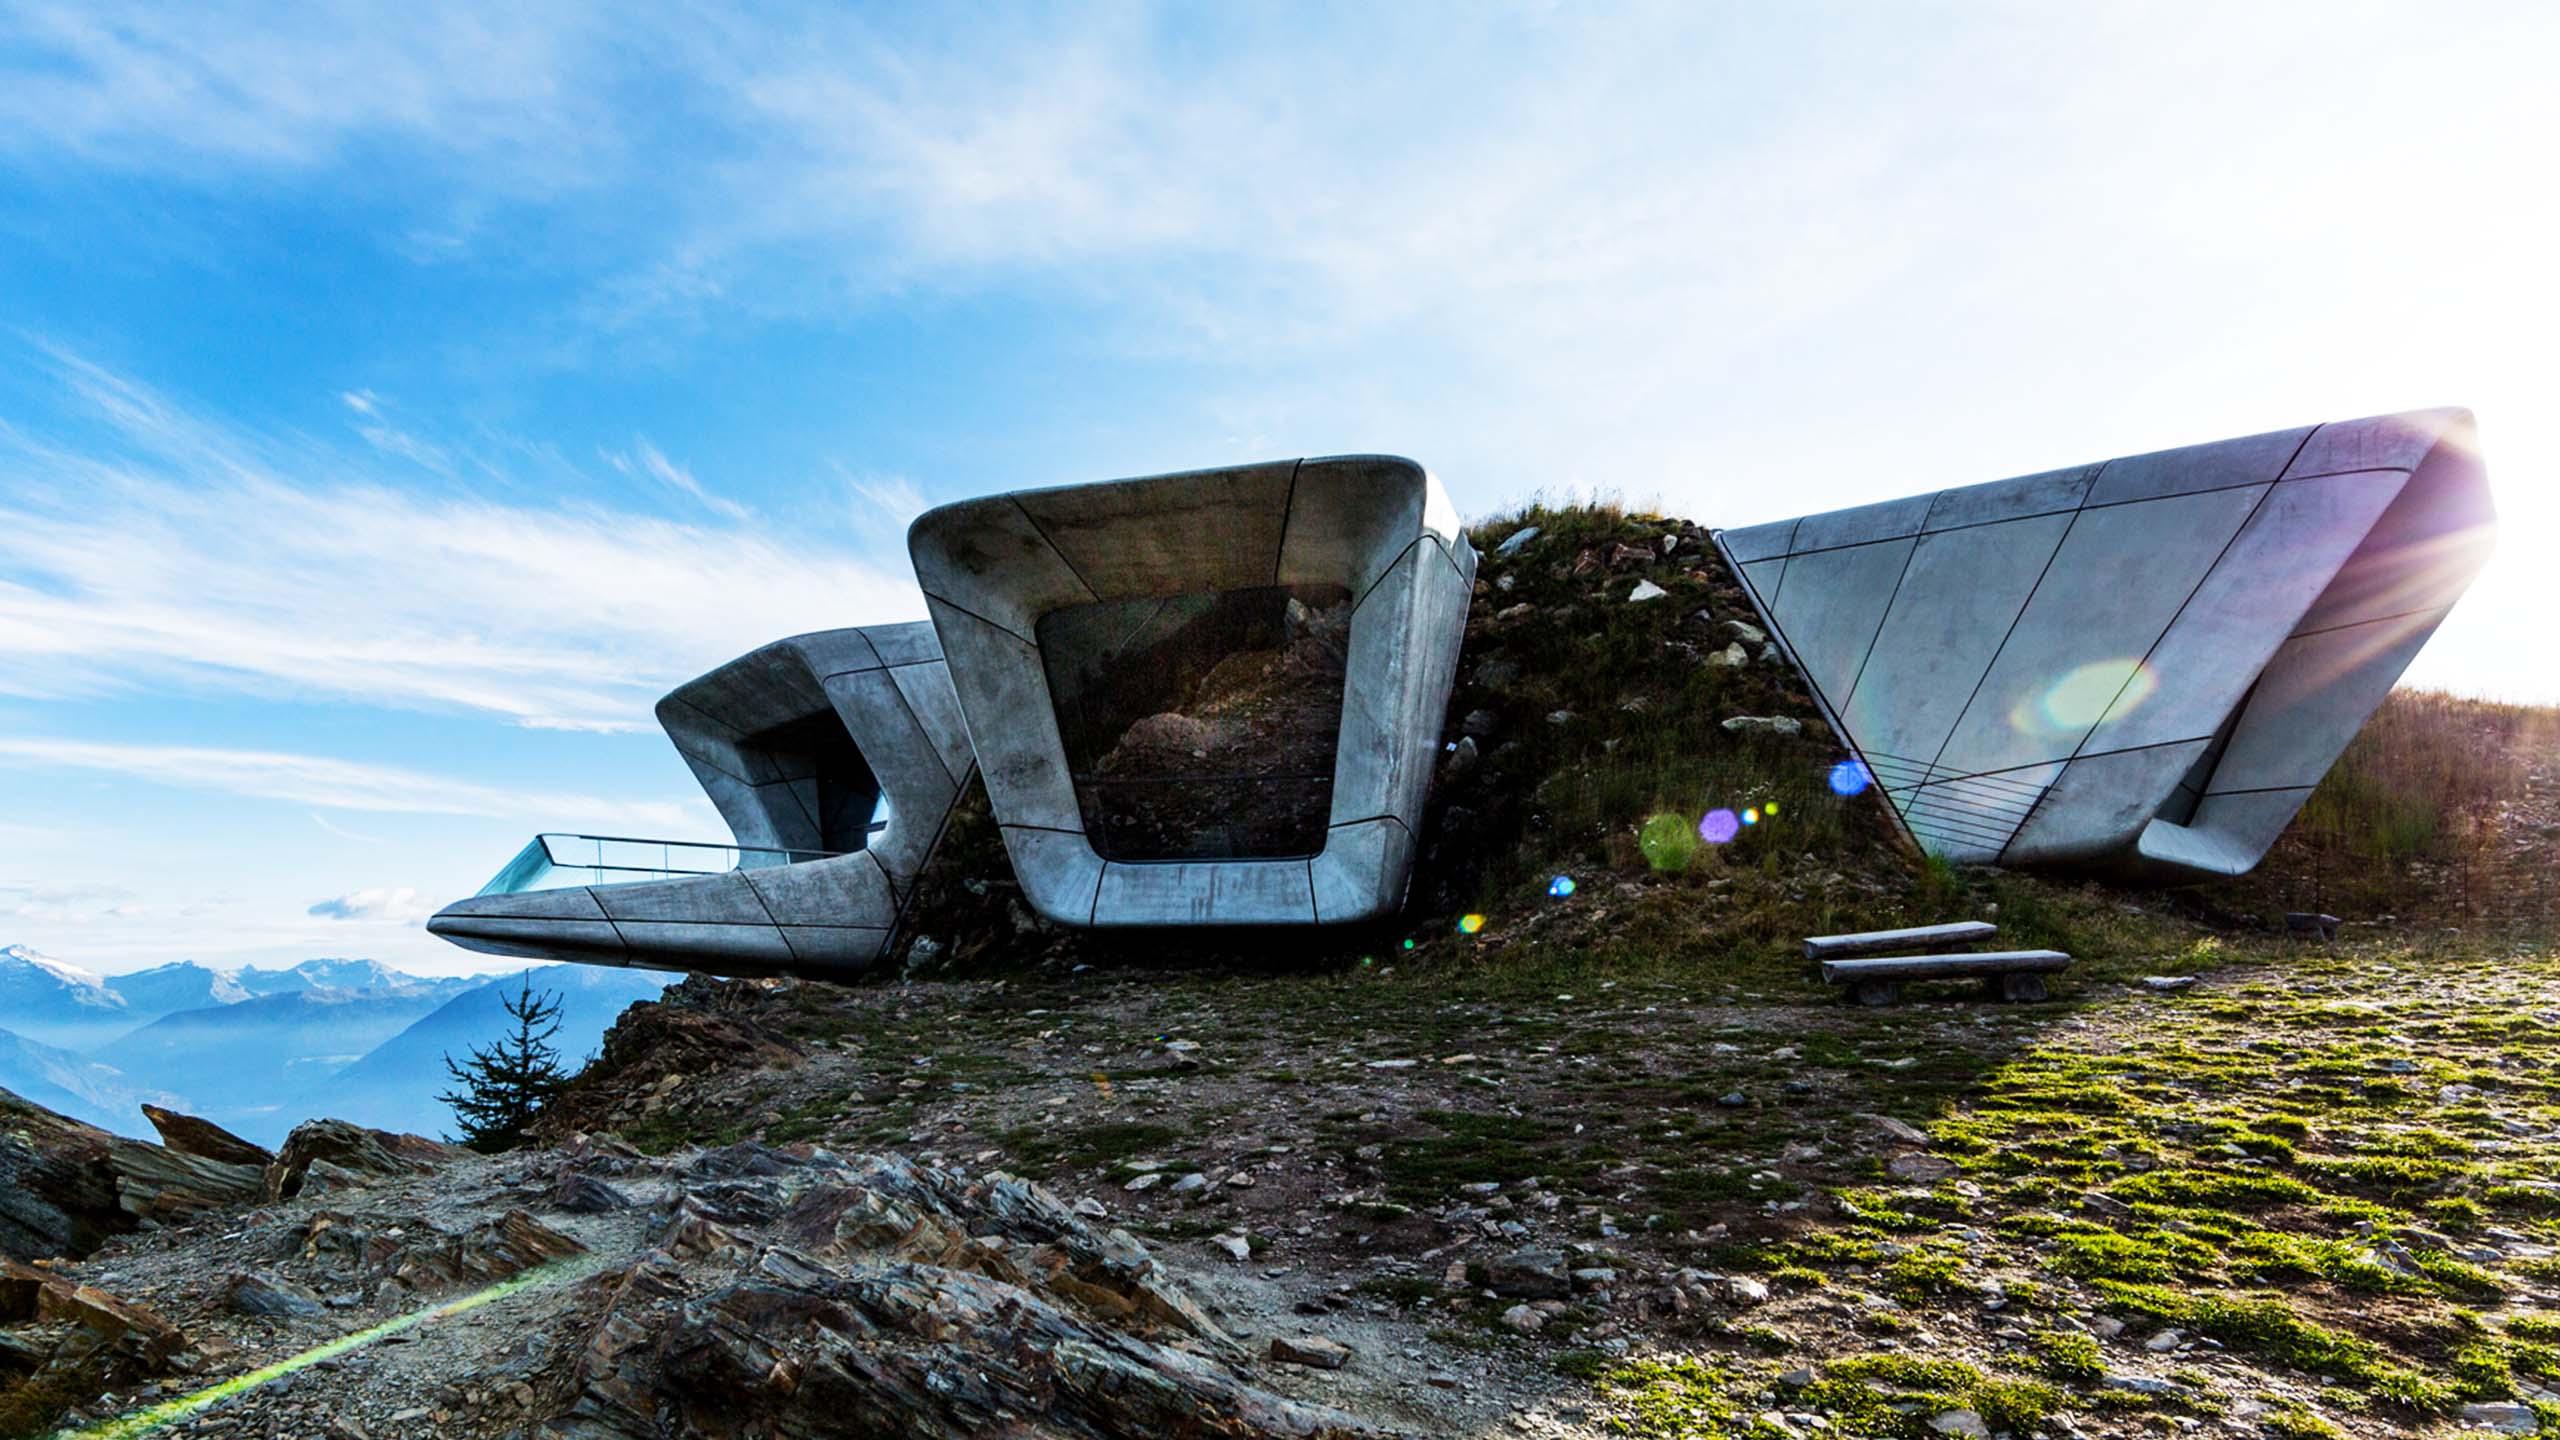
[1803,921,1999,961]
[1819,950,2073,1006]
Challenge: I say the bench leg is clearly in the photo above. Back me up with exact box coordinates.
[1997,972,2049,1003]
[1852,979,1901,1007]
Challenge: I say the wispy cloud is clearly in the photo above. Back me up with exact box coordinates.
[605,436,752,522]
[307,886,435,924]
[309,813,384,845]
[0,351,919,732]
[0,3,610,178]
[0,736,697,829]
[841,468,926,538]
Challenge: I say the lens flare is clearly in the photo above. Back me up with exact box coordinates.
[2011,658,2154,736]
[1764,801,1780,816]
[1547,875,1576,897]
[1457,913,1486,934]
[60,1256,602,1440]
[1700,809,1740,844]
[1402,938,1416,950]
[1742,808,1760,826]
[1638,811,1700,872]
[1828,759,1872,796]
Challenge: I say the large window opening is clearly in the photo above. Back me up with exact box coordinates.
[737,710,885,855]
[1037,584,1352,862]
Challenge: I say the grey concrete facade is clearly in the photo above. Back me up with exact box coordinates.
[1716,408,2495,883]
[426,622,974,977]
[909,456,1476,927]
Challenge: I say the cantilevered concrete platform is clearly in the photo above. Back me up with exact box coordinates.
[1717,408,2495,884]
[427,622,973,977]
[910,456,1475,927]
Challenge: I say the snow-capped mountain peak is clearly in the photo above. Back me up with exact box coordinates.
[0,943,111,992]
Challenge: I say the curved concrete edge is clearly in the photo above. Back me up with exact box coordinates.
[1310,818,1416,924]
[427,851,908,977]
[1091,858,1318,928]
[648,620,971,888]
[916,455,1469,927]
[1000,826,1108,923]
[1721,407,2495,885]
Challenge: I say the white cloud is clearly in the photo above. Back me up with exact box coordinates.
[0,6,2551,705]
[307,886,436,924]
[0,2,610,178]
[842,469,926,537]
[0,352,921,732]
[0,736,699,829]
[309,813,384,845]
[614,435,751,522]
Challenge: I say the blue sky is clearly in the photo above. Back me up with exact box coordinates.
[1,1,2553,975]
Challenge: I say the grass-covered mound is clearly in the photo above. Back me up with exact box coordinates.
[888,501,2193,991]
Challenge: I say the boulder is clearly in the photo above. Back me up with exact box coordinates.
[266,1118,466,1201]
[141,1105,274,1168]
[1270,1334,1352,1370]
[223,1270,326,1319]
[1486,1247,1572,1300]
[553,1172,634,1214]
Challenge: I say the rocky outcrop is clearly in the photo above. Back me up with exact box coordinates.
[299,1208,584,1298]
[0,1087,264,1262]
[532,976,804,1143]
[141,1104,273,1168]
[555,1146,1385,1440]
[265,1117,467,1200]
[0,1256,196,1437]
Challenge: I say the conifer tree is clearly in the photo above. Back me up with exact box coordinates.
[438,976,568,1153]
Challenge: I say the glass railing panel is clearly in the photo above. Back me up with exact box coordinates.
[475,836,560,897]
[474,832,846,897]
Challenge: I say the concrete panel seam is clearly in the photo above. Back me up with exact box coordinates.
[1918,500,2087,783]
[815,656,951,681]
[1351,533,1428,618]
[919,591,1039,648]
[1840,526,1928,717]
[1773,473,2328,563]
[1769,520,1805,603]
[1008,495,1104,607]
[2279,465,2417,485]
[1269,458,1304,585]
[2041,428,2311,778]
[2289,603,2453,641]
[588,890,633,956]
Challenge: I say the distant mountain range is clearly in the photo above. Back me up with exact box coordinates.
[0,944,673,1146]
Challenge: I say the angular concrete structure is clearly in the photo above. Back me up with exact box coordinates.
[427,622,974,977]
[1716,408,2494,883]
[909,456,1475,926]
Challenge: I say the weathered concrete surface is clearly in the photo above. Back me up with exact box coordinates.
[911,455,1474,927]
[429,622,972,978]
[1720,408,2495,883]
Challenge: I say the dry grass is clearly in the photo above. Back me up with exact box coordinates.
[2210,688,2560,926]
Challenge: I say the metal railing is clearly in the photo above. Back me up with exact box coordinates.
[475,832,848,897]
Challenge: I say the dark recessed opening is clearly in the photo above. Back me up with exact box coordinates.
[737,710,884,854]
[1037,584,1352,862]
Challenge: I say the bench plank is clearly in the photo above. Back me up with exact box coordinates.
[1802,921,1998,961]
[1818,950,2073,985]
